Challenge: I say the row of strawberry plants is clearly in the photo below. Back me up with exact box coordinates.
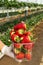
[0,12,43,46]
[0,12,22,18]
[0,8,43,18]
[0,0,43,8]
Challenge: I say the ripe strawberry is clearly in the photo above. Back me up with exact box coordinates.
[14,43,21,48]
[21,36,31,43]
[16,52,24,59]
[32,43,34,48]
[25,53,31,60]
[24,43,33,51]
[24,45,28,49]
[14,22,26,30]
[15,29,25,36]
[11,34,20,42]
[20,35,25,42]
[28,44,32,49]
[24,31,32,36]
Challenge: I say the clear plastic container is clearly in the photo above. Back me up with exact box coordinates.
[12,43,34,62]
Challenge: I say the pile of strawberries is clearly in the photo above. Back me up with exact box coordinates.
[10,21,34,61]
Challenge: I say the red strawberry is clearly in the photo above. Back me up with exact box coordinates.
[10,29,15,36]
[11,34,20,42]
[14,43,21,48]
[32,43,34,48]
[20,35,25,42]
[24,45,28,49]
[25,53,31,60]
[16,52,24,59]
[24,43,34,50]
[21,36,31,43]
[14,22,26,30]
[27,44,32,49]
[24,31,32,36]
[15,29,25,36]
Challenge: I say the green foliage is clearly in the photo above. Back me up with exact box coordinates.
[0,11,23,18]
[0,12,43,46]
[0,0,43,8]
[0,29,12,46]
[26,12,43,30]
[0,13,7,18]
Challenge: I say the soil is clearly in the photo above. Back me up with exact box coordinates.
[0,20,43,65]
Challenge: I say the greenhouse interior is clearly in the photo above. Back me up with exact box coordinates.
[0,0,43,65]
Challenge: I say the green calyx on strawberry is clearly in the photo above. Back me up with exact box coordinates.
[16,52,24,59]
[11,34,20,43]
[14,22,26,30]
[13,48,20,54]
[25,53,31,60]
[14,43,22,49]
[21,46,27,54]
[16,29,25,36]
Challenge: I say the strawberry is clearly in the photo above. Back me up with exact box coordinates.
[15,29,25,36]
[14,22,26,30]
[16,52,24,59]
[32,43,34,48]
[24,45,28,49]
[11,34,20,42]
[10,29,15,36]
[24,31,32,36]
[21,36,31,43]
[24,43,33,51]
[24,45,32,52]
[20,35,25,42]
[25,53,31,60]
[14,43,22,48]
[26,44,32,49]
